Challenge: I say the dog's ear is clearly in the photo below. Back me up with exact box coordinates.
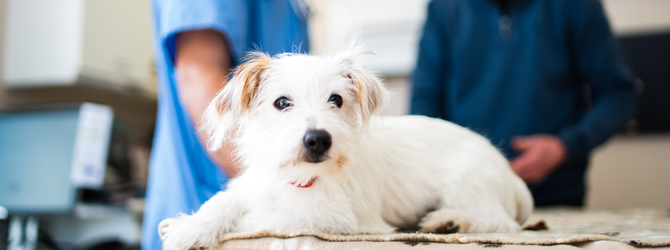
[224,52,273,113]
[201,52,272,151]
[337,48,390,122]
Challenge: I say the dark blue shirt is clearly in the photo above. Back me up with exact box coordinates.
[411,0,636,206]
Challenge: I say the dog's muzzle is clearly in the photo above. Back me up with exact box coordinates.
[303,129,331,163]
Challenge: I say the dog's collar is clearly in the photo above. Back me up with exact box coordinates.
[289,177,318,188]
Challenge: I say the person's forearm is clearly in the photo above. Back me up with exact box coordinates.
[175,29,239,178]
[562,0,638,160]
[557,88,636,159]
[176,29,230,122]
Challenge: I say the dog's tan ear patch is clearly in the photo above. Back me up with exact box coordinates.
[218,52,272,113]
[346,71,385,121]
[341,55,389,122]
[239,56,271,110]
[202,53,272,151]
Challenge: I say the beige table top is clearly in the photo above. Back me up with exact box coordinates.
[212,208,670,250]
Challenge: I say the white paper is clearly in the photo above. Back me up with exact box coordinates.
[70,103,114,189]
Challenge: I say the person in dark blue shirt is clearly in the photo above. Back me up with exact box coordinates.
[411,0,637,206]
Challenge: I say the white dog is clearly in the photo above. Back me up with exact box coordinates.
[159,48,534,250]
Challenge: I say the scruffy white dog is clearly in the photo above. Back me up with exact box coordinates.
[159,48,534,250]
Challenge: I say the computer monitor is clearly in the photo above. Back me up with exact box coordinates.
[0,103,113,214]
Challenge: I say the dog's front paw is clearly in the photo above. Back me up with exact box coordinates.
[159,217,221,250]
[158,218,177,239]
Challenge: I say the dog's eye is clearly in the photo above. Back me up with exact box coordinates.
[274,97,292,111]
[328,94,343,108]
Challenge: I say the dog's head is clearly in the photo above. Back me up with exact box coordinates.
[201,48,389,186]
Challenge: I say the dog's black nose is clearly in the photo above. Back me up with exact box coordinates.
[303,129,332,155]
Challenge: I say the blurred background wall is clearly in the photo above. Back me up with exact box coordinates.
[0,0,156,133]
[0,0,6,110]
[0,0,667,223]
[0,0,668,248]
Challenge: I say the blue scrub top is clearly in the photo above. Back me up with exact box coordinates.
[143,1,308,249]
[411,0,636,206]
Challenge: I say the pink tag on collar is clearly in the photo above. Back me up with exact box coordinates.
[289,177,317,188]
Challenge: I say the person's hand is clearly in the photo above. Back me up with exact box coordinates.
[510,134,567,184]
[176,29,239,178]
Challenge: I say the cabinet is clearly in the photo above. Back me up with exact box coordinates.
[2,0,154,94]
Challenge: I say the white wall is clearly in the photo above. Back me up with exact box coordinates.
[0,0,6,108]
[309,0,429,76]
[81,0,154,91]
[602,0,670,36]
[2,0,83,86]
[1,0,155,92]
[588,135,670,208]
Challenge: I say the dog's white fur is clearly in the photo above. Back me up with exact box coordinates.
[159,48,534,250]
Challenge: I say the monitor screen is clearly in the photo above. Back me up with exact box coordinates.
[0,103,113,214]
[0,108,79,213]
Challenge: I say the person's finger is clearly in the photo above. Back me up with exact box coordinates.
[519,169,542,184]
[511,158,531,170]
[511,148,544,182]
[525,172,545,184]
[511,136,531,152]
[522,152,552,184]
[510,153,533,173]
[510,163,525,177]
[511,145,542,167]
[514,168,534,183]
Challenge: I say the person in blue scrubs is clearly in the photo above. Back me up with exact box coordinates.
[143,1,308,249]
[411,0,636,206]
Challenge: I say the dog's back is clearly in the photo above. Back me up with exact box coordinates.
[359,115,533,230]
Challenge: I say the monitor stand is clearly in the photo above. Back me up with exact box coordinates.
[8,215,38,250]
